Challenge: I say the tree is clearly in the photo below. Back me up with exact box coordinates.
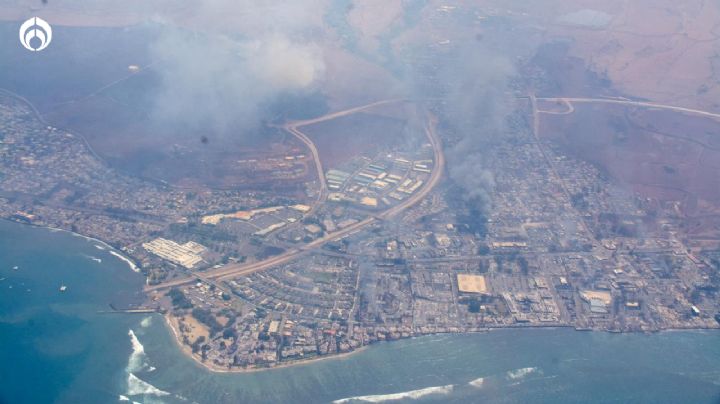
[222,327,237,339]
[167,288,193,309]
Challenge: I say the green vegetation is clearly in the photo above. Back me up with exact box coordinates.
[191,307,223,335]
[167,288,193,309]
[191,335,205,353]
[222,327,237,339]
[468,299,482,313]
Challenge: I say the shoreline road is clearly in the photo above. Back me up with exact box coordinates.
[145,101,443,293]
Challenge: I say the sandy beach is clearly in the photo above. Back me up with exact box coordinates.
[163,313,368,374]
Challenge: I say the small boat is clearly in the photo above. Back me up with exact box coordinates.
[12,266,18,270]
[59,283,67,292]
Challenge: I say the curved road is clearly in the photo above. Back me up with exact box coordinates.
[282,99,407,211]
[146,102,442,292]
[537,97,720,121]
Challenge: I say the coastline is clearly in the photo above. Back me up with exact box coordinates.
[3,219,719,374]
[161,309,720,374]
[162,313,368,374]
[0,218,141,274]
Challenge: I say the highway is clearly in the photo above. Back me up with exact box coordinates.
[537,97,720,121]
[283,124,328,209]
[146,101,443,293]
[380,114,444,220]
[286,99,403,127]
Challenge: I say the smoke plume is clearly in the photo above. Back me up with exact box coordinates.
[147,0,327,137]
[435,44,516,212]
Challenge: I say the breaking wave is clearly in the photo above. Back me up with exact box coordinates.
[123,330,177,401]
[140,316,153,328]
[94,244,106,250]
[127,373,170,397]
[127,330,147,373]
[468,377,485,388]
[506,367,540,380]
[83,254,102,263]
[109,251,139,272]
[333,384,454,403]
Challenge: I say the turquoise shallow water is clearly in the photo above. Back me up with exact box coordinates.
[1,219,720,404]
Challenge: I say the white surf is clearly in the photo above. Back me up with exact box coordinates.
[127,330,147,373]
[333,384,454,403]
[506,367,539,380]
[126,373,170,397]
[109,251,139,272]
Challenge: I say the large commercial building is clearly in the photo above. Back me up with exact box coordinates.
[142,238,206,269]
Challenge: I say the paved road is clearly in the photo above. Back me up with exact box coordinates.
[146,102,443,292]
[380,114,444,219]
[284,124,327,199]
[530,93,599,245]
[537,97,720,121]
[281,99,408,212]
[535,95,713,265]
[286,99,403,127]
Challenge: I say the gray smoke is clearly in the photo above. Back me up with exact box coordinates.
[357,261,378,318]
[437,45,516,212]
[147,0,327,137]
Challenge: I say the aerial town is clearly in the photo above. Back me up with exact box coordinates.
[1,75,719,372]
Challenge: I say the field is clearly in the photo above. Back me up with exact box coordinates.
[540,102,720,239]
[44,91,307,190]
[301,110,418,169]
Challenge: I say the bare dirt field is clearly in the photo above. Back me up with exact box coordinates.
[540,102,720,234]
[301,111,412,169]
[43,93,307,190]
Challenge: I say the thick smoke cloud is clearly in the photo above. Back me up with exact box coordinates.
[435,45,516,212]
[147,0,327,137]
[149,30,325,136]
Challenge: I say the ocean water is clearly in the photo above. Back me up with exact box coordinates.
[1,219,720,404]
[0,220,146,403]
